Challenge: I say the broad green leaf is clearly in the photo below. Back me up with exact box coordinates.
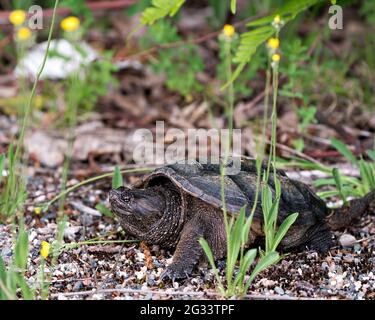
[332,168,347,203]
[199,238,216,269]
[231,0,236,14]
[0,154,4,184]
[15,273,34,300]
[246,251,279,291]
[112,166,123,189]
[359,160,375,191]
[313,178,336,187]
[317,190,340,199]
[14,222,29,271]
[227,206,246,276]
[141,0,186,25]
[234,248,257,287]
[247,0,320,27]
[272,212,299,251]
[367,150,375,162]
[199,237,224,292]
[95,203,114,218]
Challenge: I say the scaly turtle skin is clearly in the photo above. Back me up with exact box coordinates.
[109,158,375,280]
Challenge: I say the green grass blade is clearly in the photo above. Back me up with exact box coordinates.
[331,138,358,165]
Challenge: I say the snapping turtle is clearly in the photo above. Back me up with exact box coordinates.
[109,159,374,280]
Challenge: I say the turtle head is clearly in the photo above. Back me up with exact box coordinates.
[109,186,165,227]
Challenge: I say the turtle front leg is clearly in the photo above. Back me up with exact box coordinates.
[160,219,204,281]
[160,204,226,281]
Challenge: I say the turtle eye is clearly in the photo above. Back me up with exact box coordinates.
[121,194,131,203]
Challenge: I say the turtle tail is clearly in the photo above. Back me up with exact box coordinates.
[326,190,375,230]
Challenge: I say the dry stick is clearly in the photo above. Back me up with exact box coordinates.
[50,288,324,300]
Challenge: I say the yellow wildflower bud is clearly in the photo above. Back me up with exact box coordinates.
[60,16,80,32]
[34,207,42,215]
[41,241,50,259]
[16,27,32,41]
[223,24,235,38]
[274,15,281,24]
[272,53,281,62]
[267,38,280,49]
[9,10,26,26]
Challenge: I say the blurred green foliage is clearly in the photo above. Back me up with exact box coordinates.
[140,20,204,99]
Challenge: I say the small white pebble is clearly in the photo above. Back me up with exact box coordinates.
[354,281,362,291]
[339,234,357,247]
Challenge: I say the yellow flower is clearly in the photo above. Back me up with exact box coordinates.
[267,38,280,49]
[223,24,235,38]
[41,241,50,259]
[274,15,281,24]
[9,10,26,26]
[34,207,42,215]
[60,16,80,32]
[272,53,281,62]
[16,27,32,41]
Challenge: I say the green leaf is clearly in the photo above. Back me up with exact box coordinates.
[261,185,273,227]
[141,0,186,25]
[359,160,375,191]
[95,203,114,218]
[0,154,4,184]
[231,0,236,14]
[225,0,321,86]
[272,212,299,251]
[199,238,223,292]
[245,251,279,291]
[112,166,123,189]
[227,206,246,277]
[317,190,340,199]
[247,0,320,27]
[367,150,375,162]
[331,138,358,164]
[0,256,7,300]
[332,168,347,203]
[15,273,34,300]
[313,178,336,187]
[199,238,216,269]
[234,248,257,288]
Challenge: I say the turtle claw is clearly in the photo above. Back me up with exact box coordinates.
[160,264,190,282]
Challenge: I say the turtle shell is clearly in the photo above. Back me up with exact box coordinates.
[141,158,328,226]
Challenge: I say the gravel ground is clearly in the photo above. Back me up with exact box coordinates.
[0,170,374,300]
